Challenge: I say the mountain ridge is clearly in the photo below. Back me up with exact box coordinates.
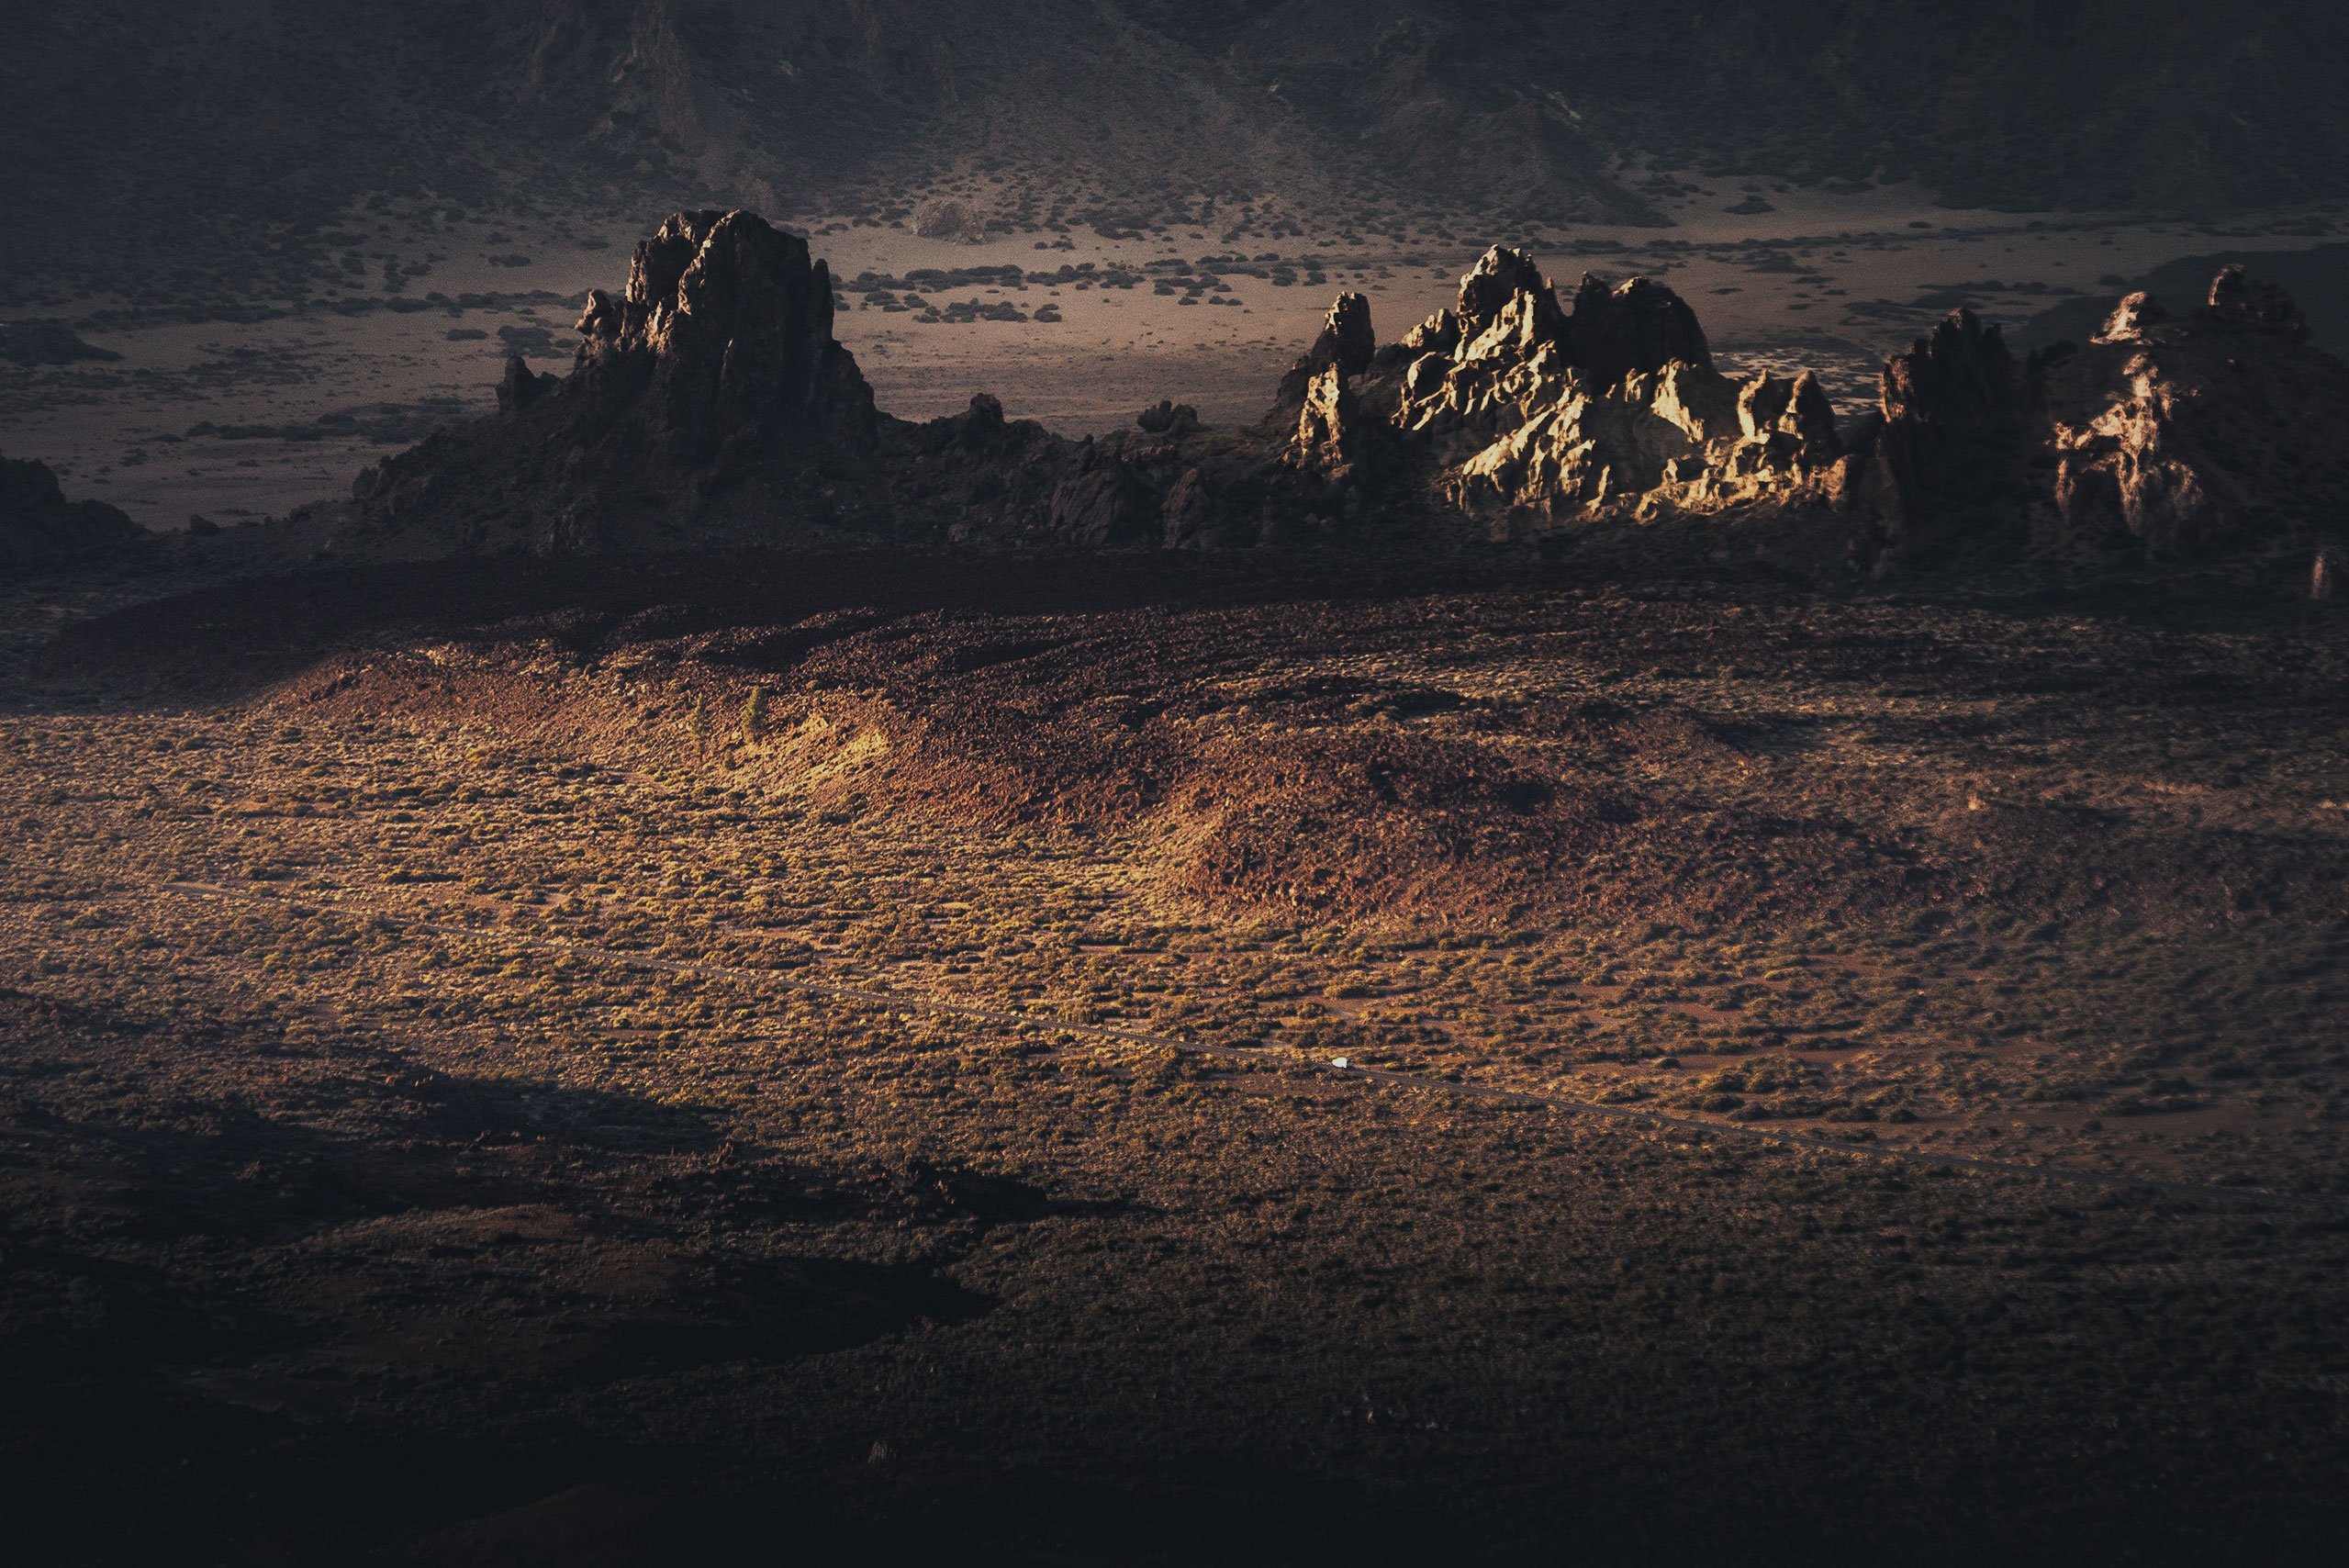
[8,2,2346,310]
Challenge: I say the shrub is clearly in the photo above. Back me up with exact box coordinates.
[742,687,769,744]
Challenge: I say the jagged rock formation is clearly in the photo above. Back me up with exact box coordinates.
[1328,248,1844,532]
[1291,367,1371,486]
[1564,274,1713,390]
[1324,248,2349,571]
[344,210,1354,557]
[352,210,878,551]
[568,208,875,465]
[2034,266,2349,559]
[1840,309,2036,568]
[1851,265,2349,572]
[1275,293,1378,409]
[0,454,141,574]
[333,213,2348,587]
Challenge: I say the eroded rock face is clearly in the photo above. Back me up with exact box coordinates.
[2036,265,2349,559]
[1847,266,2349,570]
[1374,248,1840,529]
[0,453,142,573]
[333,212,2346,581]
[1565,273,1712,389]
[1275,292,1378,408]
[1292,365,1369,481]
[338,208,1371,558]
[569,208,876,465]
[352,209,877,550]
[1850,308,2030,556]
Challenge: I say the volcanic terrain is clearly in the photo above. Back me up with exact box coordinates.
[6,22,2349,1551]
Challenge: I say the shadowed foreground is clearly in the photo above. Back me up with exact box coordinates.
[6,550,2347,1564]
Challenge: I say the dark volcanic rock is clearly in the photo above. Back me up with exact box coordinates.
[1852,268,2349,570]
[1136,400,1201,437]
[495,354,551,414]
[0,320,120,366]
[2204,263,2315,341]
[2035,266,2349,560]
[352,210,879,552]
[328,216,2347,586]
[1849,308,2031,565]
[569,209,875,466]
[1275,292,1378,408]
[342,209,1359,558]
[0,453,142,573]
[1565,274,1713,389]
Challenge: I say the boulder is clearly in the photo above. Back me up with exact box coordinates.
[0,453,142,573]
[0,320,121,366]
[1137,400,1202,437]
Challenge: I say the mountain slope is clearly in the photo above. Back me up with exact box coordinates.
[3,1,2343,310]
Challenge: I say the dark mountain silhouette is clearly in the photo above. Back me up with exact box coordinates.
[6,2,2346,309]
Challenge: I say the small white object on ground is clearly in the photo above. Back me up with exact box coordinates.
[1332,1057,1351,1069]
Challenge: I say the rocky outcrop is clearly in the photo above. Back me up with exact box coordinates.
[1136,400,1202,438]
[1292,366,1369,482]
[352,209,877,551]
[1372,248,1840,530]
[330,213,2348,585]
[0,321,121,367]
[567,207,876,466]
[1443,363,1843,525]
[495,355,552,414]
[1840,308,2033,569]
[1844,265,2349,571]
[1565,273,1712,389]
[340,208,1367,559]
[1274,293,1377,408]
[0,454,142,574]
[2032,266,2349,559]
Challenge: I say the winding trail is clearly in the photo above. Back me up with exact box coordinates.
[156,879,2342,1213]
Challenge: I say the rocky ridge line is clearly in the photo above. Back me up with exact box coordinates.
[330,210,2349,583]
